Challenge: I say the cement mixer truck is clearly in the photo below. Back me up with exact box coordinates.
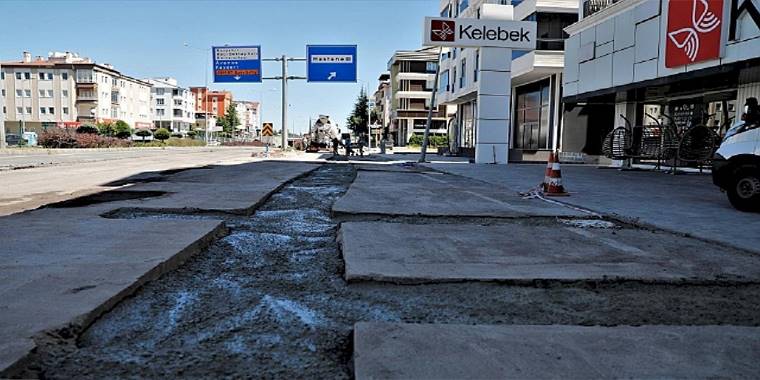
[307,115,340,152]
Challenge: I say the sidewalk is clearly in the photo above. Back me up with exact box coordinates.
[424,162,760,254]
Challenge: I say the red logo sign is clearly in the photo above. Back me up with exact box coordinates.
[431,20,455,42]
[666,0,724,68]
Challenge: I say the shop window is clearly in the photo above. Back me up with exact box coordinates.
[514,79,552,150]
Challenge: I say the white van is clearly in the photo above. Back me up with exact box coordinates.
[712,117,760,211]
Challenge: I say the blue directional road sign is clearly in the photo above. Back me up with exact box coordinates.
[306,45,358,83]
[212,45,262,83]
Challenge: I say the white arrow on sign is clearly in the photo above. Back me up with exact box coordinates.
[234,76,241,80]
[327,72,337,80]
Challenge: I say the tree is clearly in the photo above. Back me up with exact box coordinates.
[154,128,171,143]
[219,104,240,135]
[186,130,198,139]
[346,88,369,136]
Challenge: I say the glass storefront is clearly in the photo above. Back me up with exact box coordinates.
[514,79,552,150]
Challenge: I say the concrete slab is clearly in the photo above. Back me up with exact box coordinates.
[109,161,319,214]
[425,162,760,254]
[0,206,226,372]
[354,322,760,379]
[339,221,760,283]
[333,171,583,218]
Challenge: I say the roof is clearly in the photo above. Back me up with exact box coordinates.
[387,46,439,67]
[1,60,151,86]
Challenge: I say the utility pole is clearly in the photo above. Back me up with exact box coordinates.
[281,55,288,149]
[419,47,443,163]
[263,56,305,150]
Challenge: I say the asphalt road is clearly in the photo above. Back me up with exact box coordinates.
[0,147,261,216]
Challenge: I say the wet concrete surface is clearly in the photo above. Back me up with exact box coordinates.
[13,163,760,378]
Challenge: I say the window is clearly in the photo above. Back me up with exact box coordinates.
[17,107,23,114]
[24,90,31,97]
[1,89,4,96]
[62,72,68,80]
[39,90,46,97]
[0,72,4,80]
[39,73,45,80]
[2,107,5,114]
[157,109,165,116]
[49,107,55,114]
[16,90,22,97]
[63,107,69,114]
[440,3,451,17]
[459,0,469,13]
[426,62,438,73]
[474,51,479,82]
[156,88,165,96]
[40,107,46,114]
[62,90,69,97]
[24,72,30,80]
[27,107,32,114]
[15,72,21,80]
[451,67,457,93]
[156,98,165,105]
[460,58,466,88]
[530,12,578,50]
[48,90,53,97]
[514,79,552,150]
[439,70,449,93]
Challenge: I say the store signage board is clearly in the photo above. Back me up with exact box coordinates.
[423,17,536,49]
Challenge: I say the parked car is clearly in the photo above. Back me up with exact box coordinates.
[5,134,21,146]
[712,120,760,211]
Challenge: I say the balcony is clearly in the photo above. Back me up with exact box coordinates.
[77,93,97,102]
[582,0,620,18]
[396,72,435,82]
[395,91,432,100]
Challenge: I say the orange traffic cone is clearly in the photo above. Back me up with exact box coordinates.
[544,151,569,196]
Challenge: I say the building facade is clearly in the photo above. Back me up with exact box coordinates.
[233,100,260,136]
[437,0,578,162]
[373,72,392,144]
[147,77,195,133]
[0,51,152,134]
[190,87,232,118]
[562,0,760,160]
[387,47,449,146]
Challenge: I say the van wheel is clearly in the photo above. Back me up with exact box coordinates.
[727,167,760,212]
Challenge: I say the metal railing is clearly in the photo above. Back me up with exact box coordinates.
[582,0,620,18]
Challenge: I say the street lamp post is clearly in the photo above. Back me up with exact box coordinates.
[184,43,211,144]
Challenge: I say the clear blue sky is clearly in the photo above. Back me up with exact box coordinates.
[0,0,438,134]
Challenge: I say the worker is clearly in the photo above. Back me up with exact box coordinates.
[744,97,760,126]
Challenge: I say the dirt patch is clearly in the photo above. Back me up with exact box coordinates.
[15,164,760,379]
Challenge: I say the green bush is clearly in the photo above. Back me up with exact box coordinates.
[171,132,183,138]
[135,129,152,139]
[407,134,449,147]
[154,128,171,142]
[186,130,198,139]
[76,124,99,135]
[114,122,132,139]
[138,137,205,147]
[97,122,115,136]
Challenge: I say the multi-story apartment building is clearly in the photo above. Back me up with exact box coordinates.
[0,51,152,134]
[190,87,232,118]
[436,0,577,161]
[233,100,260,136]
[373,73,392,142]
[146,77,195,133]
[387,47,449,146]
[0,62,5,147]
[562,0,760,161]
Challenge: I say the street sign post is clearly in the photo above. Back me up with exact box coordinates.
[306,45,357,83]
[212,45,262,83]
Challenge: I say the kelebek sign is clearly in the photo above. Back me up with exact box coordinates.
[665,0,727,68]
[423,17,536,49]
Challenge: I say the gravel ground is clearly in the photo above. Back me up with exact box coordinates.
[17,163,760,379]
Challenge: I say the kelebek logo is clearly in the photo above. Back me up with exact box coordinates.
[431,20,455,42]
[666,0,724,68]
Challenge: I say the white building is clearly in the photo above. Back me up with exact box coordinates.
[0,51,152,134]
[232,101,260,136]
[387,47,449,146]
[146,77,195,132]
[562,0,760,158]
[437,0,578,162]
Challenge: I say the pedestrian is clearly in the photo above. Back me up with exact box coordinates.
[345,139,353,157]
[743,97,760,126]
[331,137,340,156]
[358,139,364,157]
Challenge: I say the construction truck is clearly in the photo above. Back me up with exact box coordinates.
[307,115,340,152]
